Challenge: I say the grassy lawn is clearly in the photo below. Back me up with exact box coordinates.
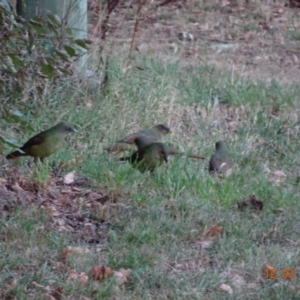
[1,1,300,299]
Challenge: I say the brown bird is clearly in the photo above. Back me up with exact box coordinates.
[105,124,171,153]
[119,136,205,173]
[209,141,234,177]
[6,122,76,163]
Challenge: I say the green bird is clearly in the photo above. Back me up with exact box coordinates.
[119,141,169,173]
[6,122,76,163]
[119,136,205,173]
[105,124,171,153]
[209,141,234,177]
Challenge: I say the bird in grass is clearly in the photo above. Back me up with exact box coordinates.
[105,124,171,153]
[209,141,234,177]
[119,136,205,173]
[6,122,76,163]
[119,140,169,173]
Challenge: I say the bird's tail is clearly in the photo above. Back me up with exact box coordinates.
[6,150,27,159]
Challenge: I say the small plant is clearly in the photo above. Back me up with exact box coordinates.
[31,161,52,188]
[0,6,91,152]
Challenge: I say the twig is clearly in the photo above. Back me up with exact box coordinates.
[126,0,146,69]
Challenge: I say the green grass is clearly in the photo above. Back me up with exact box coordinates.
[1,50,300,298]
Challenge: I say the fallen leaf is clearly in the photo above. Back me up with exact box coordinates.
[114,268,132,285]
[196,238,215,249]
[63,171,76,184]
[203,225,223,237]
[92,265,114,281]
[231,274,246,288]
[51,261,66,269]
[247,282,258,289]
[67,268,88,286]
[60,188,72,194]
[85,192,103,201]
[50,286,64,299]
[218,283,233,294]
[5,278,18,291]
[271,170,286,177]
[269,169,287,185]
[11,182,24,192]
[71,186,81,192]
[44,205,60,217]
[78,272,89,286]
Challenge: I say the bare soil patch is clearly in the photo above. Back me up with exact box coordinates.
[88,0,300,83]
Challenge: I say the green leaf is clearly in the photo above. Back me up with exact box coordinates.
[41,63,55,78]
[66,28,73,35]
[63,45,76,57]
[8,55,24,67]
[31,24,47,35]
[31,16,44,23]
[29,18,44,26]
[74,39,91,49]
[55,49,70,62]
[46,13,62,26]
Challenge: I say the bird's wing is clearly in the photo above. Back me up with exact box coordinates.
[21,135,45,150]
[106,128,160,152]
[218,159,233,173]
[118,131,159,144]
[209,156,233,173]
[209,156,222,172]
[117,133,140,144]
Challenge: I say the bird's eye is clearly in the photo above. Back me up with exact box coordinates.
[65,126,72,131]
